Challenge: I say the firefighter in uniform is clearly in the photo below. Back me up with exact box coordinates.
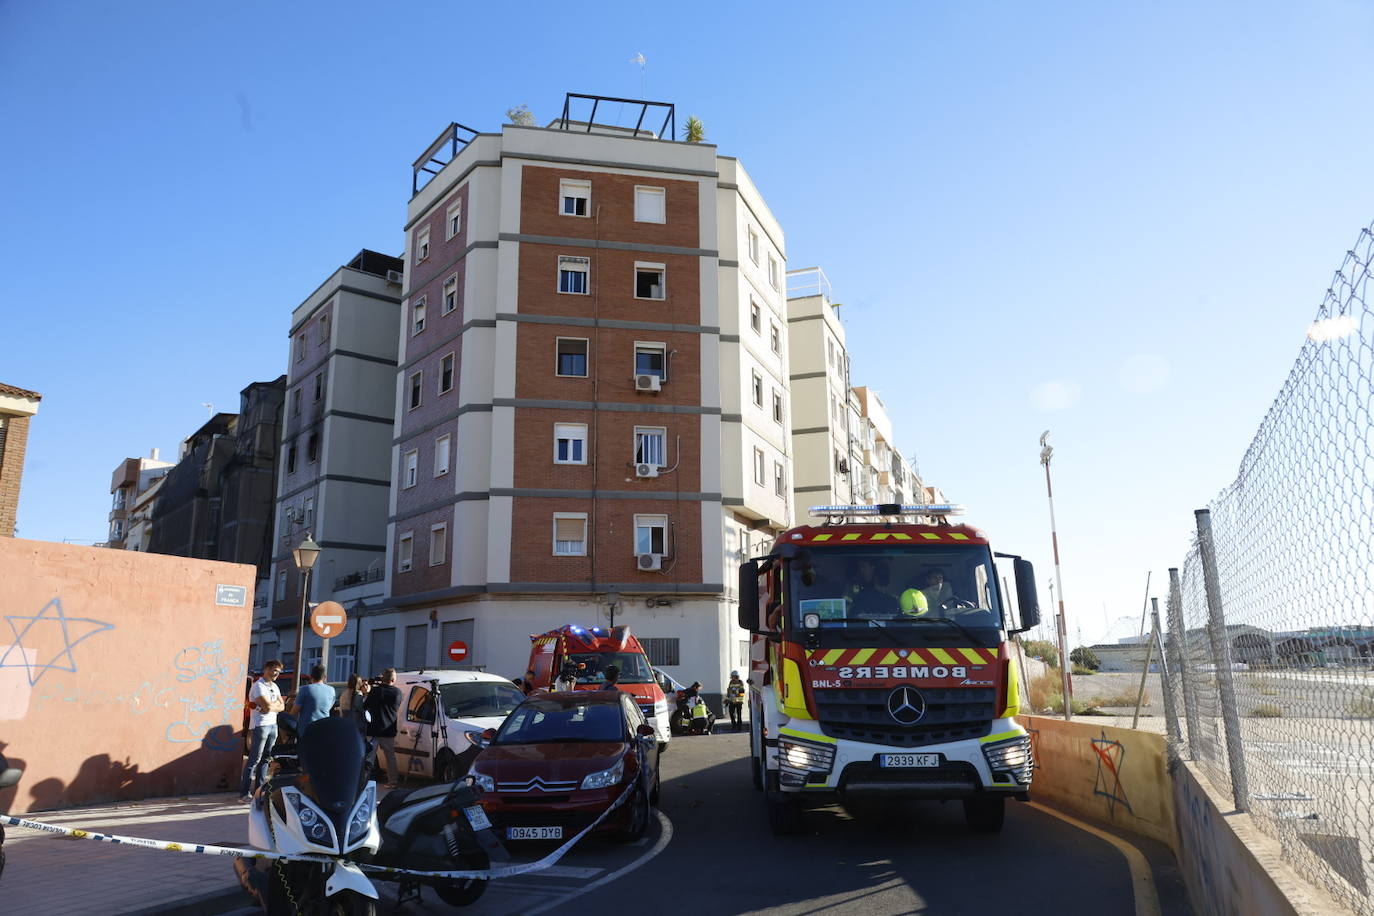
[725,671,746,731]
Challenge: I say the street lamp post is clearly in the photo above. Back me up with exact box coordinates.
[1039,432,1073,721]
[291,533,322,694]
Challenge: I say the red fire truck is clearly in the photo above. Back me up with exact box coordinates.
[526,624,671,750]
[739,503,1041,834]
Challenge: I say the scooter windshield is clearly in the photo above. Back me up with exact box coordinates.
[298,716,365,817]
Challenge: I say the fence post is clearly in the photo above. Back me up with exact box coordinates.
[1167,567,1200,760]
[1153,597,1182,751]
[1194,509,1249,812]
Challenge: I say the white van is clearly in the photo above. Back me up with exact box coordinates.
[387,669,525,783]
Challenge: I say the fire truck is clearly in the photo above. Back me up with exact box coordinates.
[739,503,1041,834]
[526,624,671,750]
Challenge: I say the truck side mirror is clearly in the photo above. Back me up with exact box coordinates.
[1011,558,1041,633]
[738,559,761,633]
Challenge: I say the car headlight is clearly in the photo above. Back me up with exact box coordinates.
[285,790,337,850]
[471,771,495,792]
[347,783,376,846]
[580,758,625,790]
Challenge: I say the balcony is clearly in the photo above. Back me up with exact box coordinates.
[334,566,384,591]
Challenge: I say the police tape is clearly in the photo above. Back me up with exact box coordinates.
[0,779,638,882]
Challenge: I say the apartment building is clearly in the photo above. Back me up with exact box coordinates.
[850,386,921,506]
[107,450,173,548]
[0,382,42,538]
[257,250,402,677]
[340,97,793,699]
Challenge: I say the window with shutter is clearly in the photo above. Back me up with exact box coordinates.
[553,514,587,556]
[634,186,665,223]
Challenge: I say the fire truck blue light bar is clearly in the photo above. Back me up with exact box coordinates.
[808,504,966,517]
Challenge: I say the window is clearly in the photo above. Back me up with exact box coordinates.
[768,254,781,291]
[635,343,666,380]
[558,256,589,294]
[292,388,302,417]
[553,513,588,556]
[307,433,319,463]
[554,423,587,464]
[430,524,448,566]
[750,300,761,333]
[112,488,127,510]
[434,434,451,476]
[403,450,418,488]
[753,448,765,485]
[318,314,330,345]
[774,461,786,496]
[328,643,355,683]
[634,514,668,555]
[634,186,665,223]
[313,371,325,401]
[442,276,457,314]
[751,371,763,407]
[642,637,680,667]
[770,322,781,354]
[748,227,760,265]
[295,334,305,362]
[412,296,426,335]
[398,533,413,572]
[634,426,666,467]
[446,200,462,240]
[110,519,124,541]
[634,262,665,300]
[772,389,784,424]
[439,353,454,393]
[556,338,588,377]
[560,179,590,216]
[286,444,297,474]
[276,570,287,600]
[416,227,430,262]
[303,496,315,526]
[408,372,422,410]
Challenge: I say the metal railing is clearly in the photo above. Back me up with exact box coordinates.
[1161,221,1374,913]
[334,566,383,591]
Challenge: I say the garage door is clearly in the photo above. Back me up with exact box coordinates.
[404,624,427,669]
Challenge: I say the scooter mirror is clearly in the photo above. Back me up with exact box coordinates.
[635,724,655,738]
[0,767,21,789]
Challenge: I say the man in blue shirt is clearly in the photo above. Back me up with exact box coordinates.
[291,665,335,735]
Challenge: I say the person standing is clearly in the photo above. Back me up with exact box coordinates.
[339,673,369,734]
[239,660,285,802]
[725,671,745,731]
[601,664,620,691]
[363,668,403,788]
[290,665,335,735]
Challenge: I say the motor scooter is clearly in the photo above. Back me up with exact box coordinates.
[0,753,22,881]
[234,715,381,915]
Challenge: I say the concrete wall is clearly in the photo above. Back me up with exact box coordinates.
[0,538,254,814]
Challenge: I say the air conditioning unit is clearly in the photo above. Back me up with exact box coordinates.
[637,553,663,571]
[634,463,659,479]
[385,269,404,285]
[838,459,850,475]
[634,374,662,393]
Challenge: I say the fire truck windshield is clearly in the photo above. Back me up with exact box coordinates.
[788,545,1004,632]
[567,652,655,684]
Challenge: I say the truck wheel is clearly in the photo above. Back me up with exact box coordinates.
[963,795,1006,833]
[765,773,804,836]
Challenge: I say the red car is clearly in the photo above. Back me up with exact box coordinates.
[468,690,660,843]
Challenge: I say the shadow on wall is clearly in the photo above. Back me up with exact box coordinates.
[1,727,239,814]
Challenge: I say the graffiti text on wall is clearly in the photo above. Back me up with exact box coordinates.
[166,640,246,750]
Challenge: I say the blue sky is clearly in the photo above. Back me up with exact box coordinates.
[3,1,1371,646]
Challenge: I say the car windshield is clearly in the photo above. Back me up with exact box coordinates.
[438,681,524,720]
[789,545,1003,630]
[495,699,624,744]
[567,652,655,684]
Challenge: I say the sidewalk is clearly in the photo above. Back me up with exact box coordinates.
[3,792,251,915]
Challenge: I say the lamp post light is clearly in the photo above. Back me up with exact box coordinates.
[1039,432,1073,721]
[291,533,322,693]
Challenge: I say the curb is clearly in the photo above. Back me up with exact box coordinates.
[136,885,248,916]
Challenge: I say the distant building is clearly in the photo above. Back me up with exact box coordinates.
[107,450,173,548]
[0,382,41,538]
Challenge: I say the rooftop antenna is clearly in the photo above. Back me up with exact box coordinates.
[201,402,214,416]
[630,52,646,98]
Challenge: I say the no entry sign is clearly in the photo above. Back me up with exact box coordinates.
[310,601,347,638]
[447,640,469,663]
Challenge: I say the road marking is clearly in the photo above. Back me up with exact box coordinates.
[521,810,674,915]
[1027,802,1161,916]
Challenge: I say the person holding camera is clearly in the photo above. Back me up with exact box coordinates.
[363,668,402,788]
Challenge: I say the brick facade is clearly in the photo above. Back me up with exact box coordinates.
[0,414,30,537]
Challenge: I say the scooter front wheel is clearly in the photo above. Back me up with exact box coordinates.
[328,890,377,916]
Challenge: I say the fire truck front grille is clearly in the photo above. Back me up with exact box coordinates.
[813,687,997,748]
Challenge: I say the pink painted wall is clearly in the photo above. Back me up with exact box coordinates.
[0,538,254,814]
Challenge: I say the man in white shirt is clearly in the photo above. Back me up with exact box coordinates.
[238,660,285,802]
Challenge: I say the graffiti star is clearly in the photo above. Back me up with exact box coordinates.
[0,598,115,686]
[1091,730,1133,817]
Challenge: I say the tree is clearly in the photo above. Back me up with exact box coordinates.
[507,104,535,127]
[1070,646,1101,671]
[1021,639,1059,670]
[682,116,705,143]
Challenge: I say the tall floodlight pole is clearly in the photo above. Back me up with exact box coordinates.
[1039,432,1073,720]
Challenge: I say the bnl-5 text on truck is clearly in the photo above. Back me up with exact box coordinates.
[739,503,1042,834]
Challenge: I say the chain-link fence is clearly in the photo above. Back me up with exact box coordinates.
[1161,222,1374,913]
